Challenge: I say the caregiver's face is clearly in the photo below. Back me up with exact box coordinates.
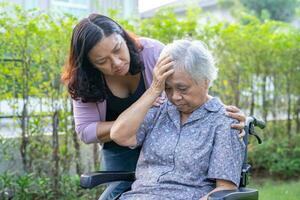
[88,33,130,76]
[165,68,209,114]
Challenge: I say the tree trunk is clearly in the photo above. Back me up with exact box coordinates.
[286,77,292,138]
[20,60,30,172]
[61,98,70,173]
[71,100,82,175]
[296,96,300,133]
[234,73,240,107]
[52,110,60,195]
[262,75,268,122]
[250,77,255,116]
[93,143,100,171]
[20,101,29,172]
[271,75,278,136]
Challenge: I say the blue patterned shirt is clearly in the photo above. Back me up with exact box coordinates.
[120,97,245,200]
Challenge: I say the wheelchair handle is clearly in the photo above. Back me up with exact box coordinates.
[245,116,265,144]
[240,116,266,187]
[246,116,266,130]
[253,118,266,129]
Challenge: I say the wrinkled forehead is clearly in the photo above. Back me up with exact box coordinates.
[165,68,194,85]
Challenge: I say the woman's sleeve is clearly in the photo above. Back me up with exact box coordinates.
[73,100,100,144]
[153,40,165,62]
[140,38,165,89]
[207,117,246,186]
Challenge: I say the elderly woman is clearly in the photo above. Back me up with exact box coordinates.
[110,40,245,200]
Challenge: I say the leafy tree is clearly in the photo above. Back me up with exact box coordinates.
[240,0,299,21]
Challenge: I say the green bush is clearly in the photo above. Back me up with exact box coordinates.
[0,172,104,199]
[249,133,300,178]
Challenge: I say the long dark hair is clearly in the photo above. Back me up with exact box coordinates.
[61,14,144,102]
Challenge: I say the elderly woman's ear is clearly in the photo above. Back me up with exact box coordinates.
[204,79,210,88]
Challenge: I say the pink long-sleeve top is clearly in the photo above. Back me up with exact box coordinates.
[72,37,165,144]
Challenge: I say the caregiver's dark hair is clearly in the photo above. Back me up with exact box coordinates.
[62,14,144,102]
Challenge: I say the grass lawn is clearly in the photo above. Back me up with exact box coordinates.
[249,178,300,200]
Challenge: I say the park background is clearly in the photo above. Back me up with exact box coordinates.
[0,0,299,199]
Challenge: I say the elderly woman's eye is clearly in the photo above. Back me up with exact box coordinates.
[113,47,122,54]
[179,88,187,92]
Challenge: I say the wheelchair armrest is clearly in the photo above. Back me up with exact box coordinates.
[208,187,258,200]
[80,171,135,189]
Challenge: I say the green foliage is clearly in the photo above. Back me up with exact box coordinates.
[137,6,200,43]
[240,0,299,21]
[249,133,300,178]
[0,4,76,100]
[0,172,103,199]
[0,136,17,161]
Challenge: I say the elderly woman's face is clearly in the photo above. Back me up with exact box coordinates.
[165,68,209,114]
[88,33,130,76]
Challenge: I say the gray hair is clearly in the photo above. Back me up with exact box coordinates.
[160,39,218,87]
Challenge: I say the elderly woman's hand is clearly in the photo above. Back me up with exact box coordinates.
[150,55,174,95]
[225,105,246,138]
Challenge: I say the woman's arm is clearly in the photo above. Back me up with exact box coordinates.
[96,121,114,143]
[110,88,160,146]
[199,179,237,200]
[73,100,113,144]
[111,56,174,146]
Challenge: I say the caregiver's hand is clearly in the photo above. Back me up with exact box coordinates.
[225,105,246,138]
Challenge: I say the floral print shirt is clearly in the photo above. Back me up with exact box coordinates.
[120,97,245,200]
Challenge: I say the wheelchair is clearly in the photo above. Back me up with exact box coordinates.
[80,116,265,200]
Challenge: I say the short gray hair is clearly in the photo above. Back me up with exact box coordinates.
[160,39,218,87]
